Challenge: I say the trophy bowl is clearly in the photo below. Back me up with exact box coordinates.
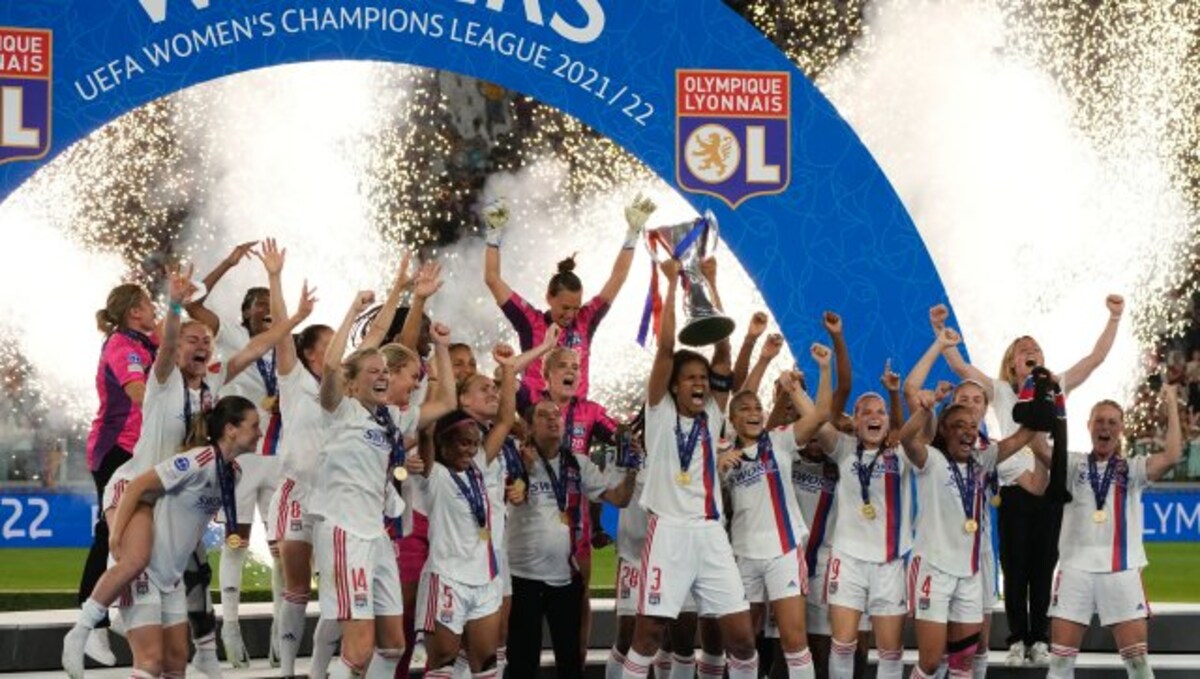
[645,210,736,347]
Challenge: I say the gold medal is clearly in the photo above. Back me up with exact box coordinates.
[478,528,491,541]
[861,503,876,520]
[512,479,526,494]
[676,471,691,486]
[964,519,979,534]
[1093,509,1107,523]
[990,495,1002,508]
[560,511,571,526]
[392,467,408,482]
[226,534,242,549]
[261,395,278,412]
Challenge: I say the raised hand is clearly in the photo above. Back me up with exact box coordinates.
[256,237,285,276]
[934,380,954,402]
[393,249,414,292]
[748,311,769,338]
[624,193,657,233]
[914,389,936,411]
[810,342,832,367]
[660,258,682,280]
[880,359,900,391]
[822,311,842,335]
[482,200,509,230]
[492,343,516,366]
[168,263,197,305]
[699,256,717,284]
[1106,294,1125,318]
[430,322,452,346]
[762,333,784,360]
[413,261,443,300]
[937,327,961,348]
[541,323,562,348]
[929,304,949,332]
[225,240,258,267]
[293,280,317,323]
[351,290,376,315]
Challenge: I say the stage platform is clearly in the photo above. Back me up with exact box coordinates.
[3,601,1199,677]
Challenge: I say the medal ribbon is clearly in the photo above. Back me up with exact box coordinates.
[560,398,578,457]
[214,448,238,532]
[256,350,278,397]
[449,464,488,530]
[373,406,407,481]
[1088,452,1118,512]
[947,454,979,523]
[853,438,880,506]
[501,436,528,486]
[674,411,707,476]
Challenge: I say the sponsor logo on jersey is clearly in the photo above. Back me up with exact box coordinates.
[196,495,222,514]
[364,429,390,449]
[174,457,190,472]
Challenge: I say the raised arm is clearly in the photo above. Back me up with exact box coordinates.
[482,357,518,462]
[996,425,1038,464]
[899,390,936,469]
[225,281,315,382]
[744,332,783,396]
[185,241,258,334]
[417,322,457,427]
[904,328,962,441]
[790,343,833,442]
[699,255,724,312]
[646,259,680,408]
[398,260,441,353]
[501,324,560,376]
[823,312,853,419]
[1060,295,1124,394]
[929,304,994,402]
[361,251,414,350]
[153,266,196,385]
[1147,384,1183,481]
[321,291,374,412]
[702,256,735,411]
[733,312,768,391]
[481,201,515,305]
[257,238,298,376]
[883,360,905,433]
[597,194,656,304]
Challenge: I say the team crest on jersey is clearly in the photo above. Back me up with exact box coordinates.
[0,27,52,165]
[827,581,838,594]
[919,597,930,611]
[648,592,661,605]
[290,519,302,532]
[354,592,368,609]
[127,352,143,365]
[174,457,190,472]
[135,580,149,596]
[440,610,454,623]
[676,69,790,208]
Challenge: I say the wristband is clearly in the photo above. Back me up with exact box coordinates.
[709,372,734,393]
[485,227,505,248]
[622,227,641,250]
[170,301,183,315]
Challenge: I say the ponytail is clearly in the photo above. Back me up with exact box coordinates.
[96,283,148,334]
[547,255,583,297]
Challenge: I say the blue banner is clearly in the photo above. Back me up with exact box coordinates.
[1142,487,1200,542]
[0,488,97,548]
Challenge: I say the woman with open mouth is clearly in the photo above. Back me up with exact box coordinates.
[901,328,1040,679]
[1037,387,1181,679]
[930,296,1124,667]
[719,342,833,679]
[311,288,457,679]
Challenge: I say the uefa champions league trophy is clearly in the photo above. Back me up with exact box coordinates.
[646,211,736,346]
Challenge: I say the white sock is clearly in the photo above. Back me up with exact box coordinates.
[670,652,696,679]
[726,651,758,679]
[219,543,247,623]
[829,639,857,679]
[607,647,627,679]
[910,667,935,679]
[623,648,655,678]
[1120,643,1154,679]
[366,648,402,678]
[278,593,308,676]
[78,598,108,629]
[785,648,815,679]
[653,649,673,677]
[877,649,904,679]
[973,648,989,679]
[471,671,498,679]
[453,650,471,679]
[496,644,507,676]
[330,657,364,679]
[309,617,342,679]
[697,651,725,679]
[271,555,284,623]
[1047,644,1078,679]
[130,669,157,678]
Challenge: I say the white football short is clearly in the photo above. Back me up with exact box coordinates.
[1050,566,1150,627]
[315,522,403,620]
[267,477,313,544]
[416,570,503,635]
[908,554,983,624]
[638,515,748,619]
[823,548,907,617]
[738,548,809,604]
[114,571,187,631]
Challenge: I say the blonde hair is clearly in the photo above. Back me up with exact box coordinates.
[1089,399,1126,456]
[998,335,1037,390]
[179,319,211,338]
[95,284,149,334]
[542,346,579,378]
[379,342,419,372]
[342,347,382,387]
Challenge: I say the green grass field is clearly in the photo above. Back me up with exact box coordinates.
[0,543,1193,610]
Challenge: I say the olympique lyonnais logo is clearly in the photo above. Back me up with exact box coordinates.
[676,69,790,209]
[0,27,51,165]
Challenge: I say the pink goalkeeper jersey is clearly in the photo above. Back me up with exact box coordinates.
[87,330,157,471]
[500,291,609,399]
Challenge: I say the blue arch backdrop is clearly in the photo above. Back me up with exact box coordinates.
[0,0,961,395]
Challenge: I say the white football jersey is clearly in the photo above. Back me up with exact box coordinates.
[421,449,500,586]
[215,314,278,456]
[309,396,417,539]
[1059,453,1149,573]
[147,447,230,590]
[640,396,726,524]
[826,432,913,564]
[277,367,324,488]
[912,444,997,577]
[127,364,228,476]
[507,452,609,586]
[793,454,838,574]
[723,429,808,559]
